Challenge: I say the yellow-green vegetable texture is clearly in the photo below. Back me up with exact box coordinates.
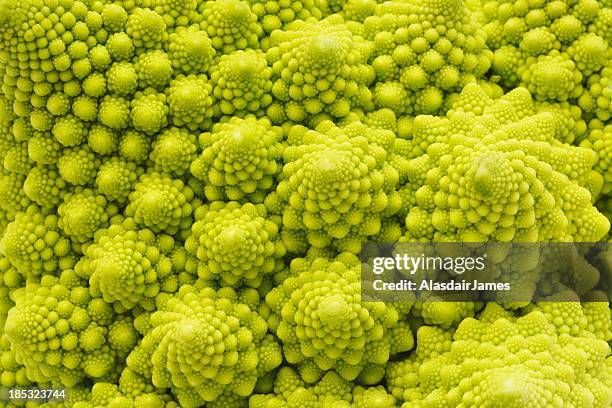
[0,0,610,407]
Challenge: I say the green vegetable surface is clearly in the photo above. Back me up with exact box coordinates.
[0,0,610,407]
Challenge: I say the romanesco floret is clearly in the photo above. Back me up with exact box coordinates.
[341,0,377,24]
[134,50,174,90]
[0,205,72,278]
[0,255,22,329]
[415,301,478,328]
[385,325,452,400]
[210,50,273,117]
[265,253,413,382]
[253,0,327,41]
[95,157,144,203]
[72,96,99,123]
[185,201,285,288]
[166,74,214,130]
[118,130,151,164]
[53,115,89,147]
[267,16,375,122]
[102,4,129,33]
[11,118,34,144]
[149,0,198,27]
[199,0,263,54]
[265,120,403,253]
[582,301,612,341]
[579,62,612,121]
[250,367,396,408]
[580,123,612,197]
[191,116,284,202]
[352,385,396,408]
[47,92,74,117]
[106,32,136,61]
[0,170,30,217]
[58,189,117,244]
[5,272,131,386]
[130,90,168,135]
[517,52,583,101]
[126,285,282,407]
[89,45,113,72]
[125,8,167,54]
[531,292,590,327]
[533,99,587,144]
[361,0,493,115]
[0,333,30,391]
[57,146,100,186]
[567,32,609,76]
[150,127,198,177]
[79,219,182,310]
[0,0,106,108]
[483,0,611,122]
[167,26,216,75]
[125,172,198,235]
[397,83,610,242]
[388,308,612,407]
[71,381,172,408]
[106,62,139,97]
[3,142,32,175]
[98,96,132,130]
